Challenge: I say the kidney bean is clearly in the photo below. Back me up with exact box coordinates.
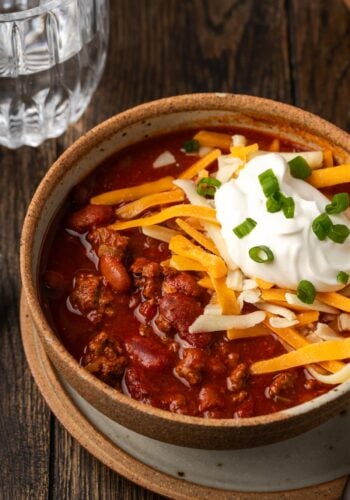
[67,205,113,232]
[159,293,202,333]
[198,385,225,413]
[162,271,202,298]
[138,300,157,321]
[124,367,150,402]
[100,255,131,292]
[124,336,172,370]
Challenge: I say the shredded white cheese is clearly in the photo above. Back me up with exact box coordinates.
[153,151,176,168]
[232,134,247,147]
[308,364,350,385]
[269,317,299,329]
[142,225,179,242]
[257,303,296,320]
[338,313,350,332]
[251,150,323,169]
[189,311,266,333]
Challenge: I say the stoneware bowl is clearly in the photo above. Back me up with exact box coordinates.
[20,93,350,449]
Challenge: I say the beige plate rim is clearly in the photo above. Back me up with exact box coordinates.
[20,292,348,499]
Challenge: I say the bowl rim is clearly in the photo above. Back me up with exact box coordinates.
[20,92,350,429]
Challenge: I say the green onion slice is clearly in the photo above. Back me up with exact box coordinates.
[266,192,284,213]
[297,280,316,304]
[248,245,274,263]
[288,156,312,180]
[196,177,221,197]
[282,196,295,219]
[325,193,350,215]
[258,169,280,197]
[328,224,350,244]
[183,139,200,153]
[337,271,349,285]
[233,218,257,239]
[312,213,332,241]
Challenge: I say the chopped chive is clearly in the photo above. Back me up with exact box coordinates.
[297,280,316,304]
[312,213,332,241]
[337,271,349,285]
[288,156,312,180]
[282,196,295,219]
[266,192,284,213]
[258,169,280,197]
[249,245,274,263]
[183,139,200,153]
[233,218,257,239]
[196,177,221,197]
[328,224,350,244]
[325,193,350,215]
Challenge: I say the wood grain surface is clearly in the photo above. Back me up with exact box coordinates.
[1,1,349,499]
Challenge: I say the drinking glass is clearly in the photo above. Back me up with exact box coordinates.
[0,0,109,149]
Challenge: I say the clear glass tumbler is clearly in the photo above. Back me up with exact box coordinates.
[0,0,109,149]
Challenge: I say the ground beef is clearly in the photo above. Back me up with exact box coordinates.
[175,348,207,385]
[268,372,296,398]
[131,257,163,299]
[227,363,249,392]
[88,227,129,258]
[82,331,127,385]
[70,272,114,323]
[198,385,225,413]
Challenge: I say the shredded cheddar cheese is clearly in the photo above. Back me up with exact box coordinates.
[230,143,259,161]
[295,311,320,326]
[268,139,280,152]
[175,218,219,255]
[255,278,274,290]
[179,149,221,180]
[193,130,232,150]
[317,292,350,313]
[211,276,240,315]
[109,205,219,230]
[261,288,288,302]
[227,324,270,340]
[116,189,184,219]
[308,164,350,188]
[169,255,206,272]
[197,276,215,289]
[169,235,226,279]
[91,176,175,205]
[250,339,350,375]
[264,318,344,374]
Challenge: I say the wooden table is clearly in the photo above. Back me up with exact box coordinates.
[1,1,349,498]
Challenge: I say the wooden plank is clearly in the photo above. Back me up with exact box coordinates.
[50,422,164,500]
[0,150,53,498]
[288,0,350,131]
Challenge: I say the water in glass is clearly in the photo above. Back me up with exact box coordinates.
[0,0,109,148]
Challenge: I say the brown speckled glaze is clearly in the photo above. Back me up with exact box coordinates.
[20,94,350,449]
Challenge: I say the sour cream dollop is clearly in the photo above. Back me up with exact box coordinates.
[215,153,350,292]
